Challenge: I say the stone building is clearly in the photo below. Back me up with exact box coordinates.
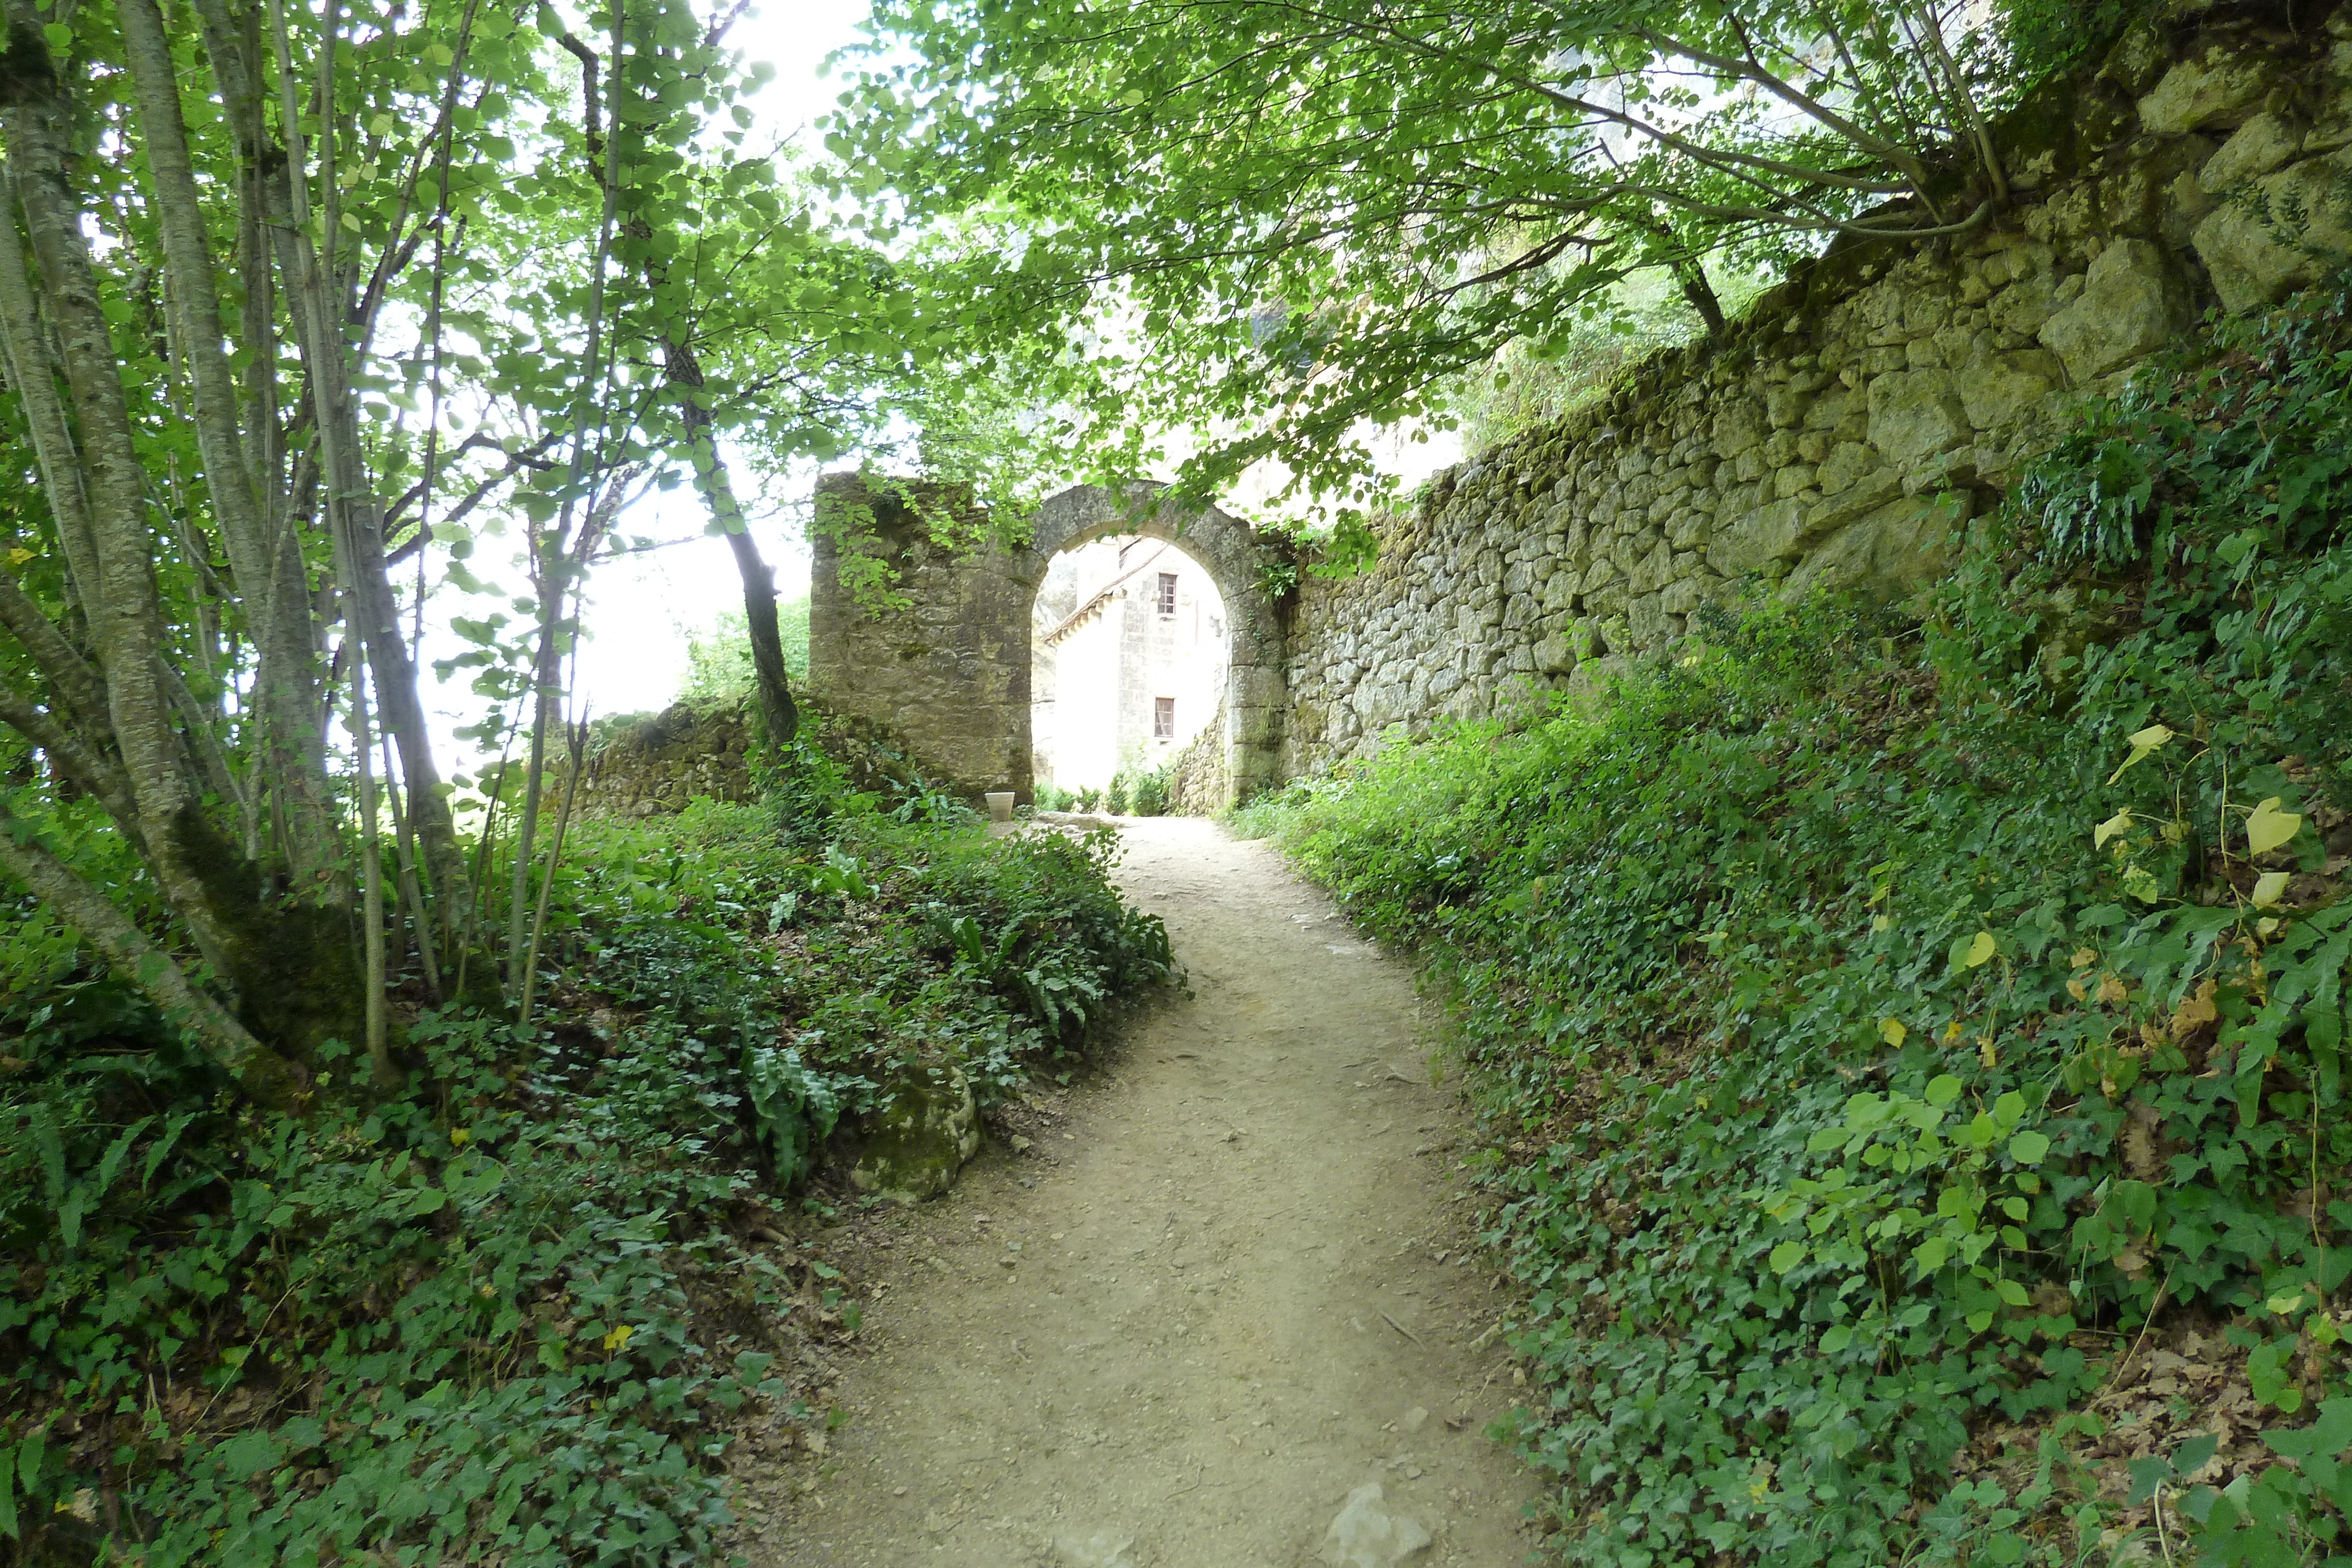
[1031,539,1229,791]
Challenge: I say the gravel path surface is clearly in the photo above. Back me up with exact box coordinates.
[743,816,1539,1567]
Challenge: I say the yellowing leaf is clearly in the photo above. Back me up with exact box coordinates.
[2251,871,2290,908]
[340,211,363,232]
[2096,974,2130,1005]
[2107,724,2174,784]
[448,1128,471,1145]
[2173,978,2219,1032]
[1965,931,1996,969]
[1871,913,1891,932]
[2245,797,2301,857]
[5,546,31,566]
[1879,1018,1906,1047]
[2093,810,2134,848]
[2070,948,2098,969]
[601,1323,633,1352]
[2267,1291,2307,1316]
[1943,1021,1965,1044]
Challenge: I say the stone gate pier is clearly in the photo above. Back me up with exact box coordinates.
[807,475,1292,810]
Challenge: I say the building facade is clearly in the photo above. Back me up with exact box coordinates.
[1031,538,1229,791]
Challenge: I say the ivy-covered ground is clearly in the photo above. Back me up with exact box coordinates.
[0,783,1170,1564]
[1235,279,2352,1565]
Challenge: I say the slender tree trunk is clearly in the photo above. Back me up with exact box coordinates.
[1,21,252,977]
[661,338,799,747]
[138,0,335,881]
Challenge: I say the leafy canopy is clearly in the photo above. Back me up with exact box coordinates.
[830,0,2104,512]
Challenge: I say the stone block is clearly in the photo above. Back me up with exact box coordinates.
[1817,440,1882,496]
[1707,498,1810,576]
[1626,596,1674,650]
[1231,664,1285,710]
[2193,152,2352,312]
[1866,369,1971,470]
[2139,51,2273,135]
[1805,467,1903,534]
[1986,273,2062,336]
[1957,347,2063,430]
[1783,493,1971,603]
[2038,239,2193,383]
[1668,509,1713,550]
[2200,111,2305,193]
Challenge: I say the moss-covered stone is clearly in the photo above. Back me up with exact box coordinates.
[850,1064,981,1203]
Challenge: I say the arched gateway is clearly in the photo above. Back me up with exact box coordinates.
[807,475,1289,810]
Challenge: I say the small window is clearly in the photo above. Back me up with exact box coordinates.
[1155,571,1178,616]
[1153,697,1175,738]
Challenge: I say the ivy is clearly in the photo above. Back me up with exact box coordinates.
[1239,275,2352,1563]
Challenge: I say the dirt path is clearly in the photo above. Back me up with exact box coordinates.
[743,817,1539,1567]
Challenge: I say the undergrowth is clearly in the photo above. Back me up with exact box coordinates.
[1240,276,2352,1564]
[0,787,1170,1564]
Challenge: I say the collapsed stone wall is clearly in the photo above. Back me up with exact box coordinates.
[573,697,936,820]
[1287,2,2352,774]
[573,704,756,819]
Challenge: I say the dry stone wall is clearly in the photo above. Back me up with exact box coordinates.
[1286,2,2352,774]
[572,704,756,820]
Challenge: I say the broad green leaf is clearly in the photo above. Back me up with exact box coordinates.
[1965,931,1996,968]
[1923,1075,1963,1107]
[1768,1241,1806,1275]
[2008,1130,2051,1165]
[2245,797,2301,856]
[1994,1278,2030,1307]
[2107,724,2173,784]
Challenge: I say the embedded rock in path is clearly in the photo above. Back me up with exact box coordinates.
[1317,1483,1432,1567]
[850,1064,980,1202]
[1053,1530,1137,1567]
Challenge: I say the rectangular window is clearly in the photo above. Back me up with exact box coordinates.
[1154,697,1175,738]
[1156,571,1178,616]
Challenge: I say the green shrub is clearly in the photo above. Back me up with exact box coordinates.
[0,793,1170,1563]
[1245,276,2352,1565]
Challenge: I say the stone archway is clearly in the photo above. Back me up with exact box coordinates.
[1027,483,1288,808]
[806,474,1289,811]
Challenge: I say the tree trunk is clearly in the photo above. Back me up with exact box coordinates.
[662,337,798,747]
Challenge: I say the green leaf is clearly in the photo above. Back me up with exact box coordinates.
[1923,1075,1963,1108]
[1964,931,1997,969]
[1994,1278,2030,1307]
[2107,724,2173,784]
[2245,798,2301,856]
[1768,1241,1806,1275]
[41,22,69,52]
